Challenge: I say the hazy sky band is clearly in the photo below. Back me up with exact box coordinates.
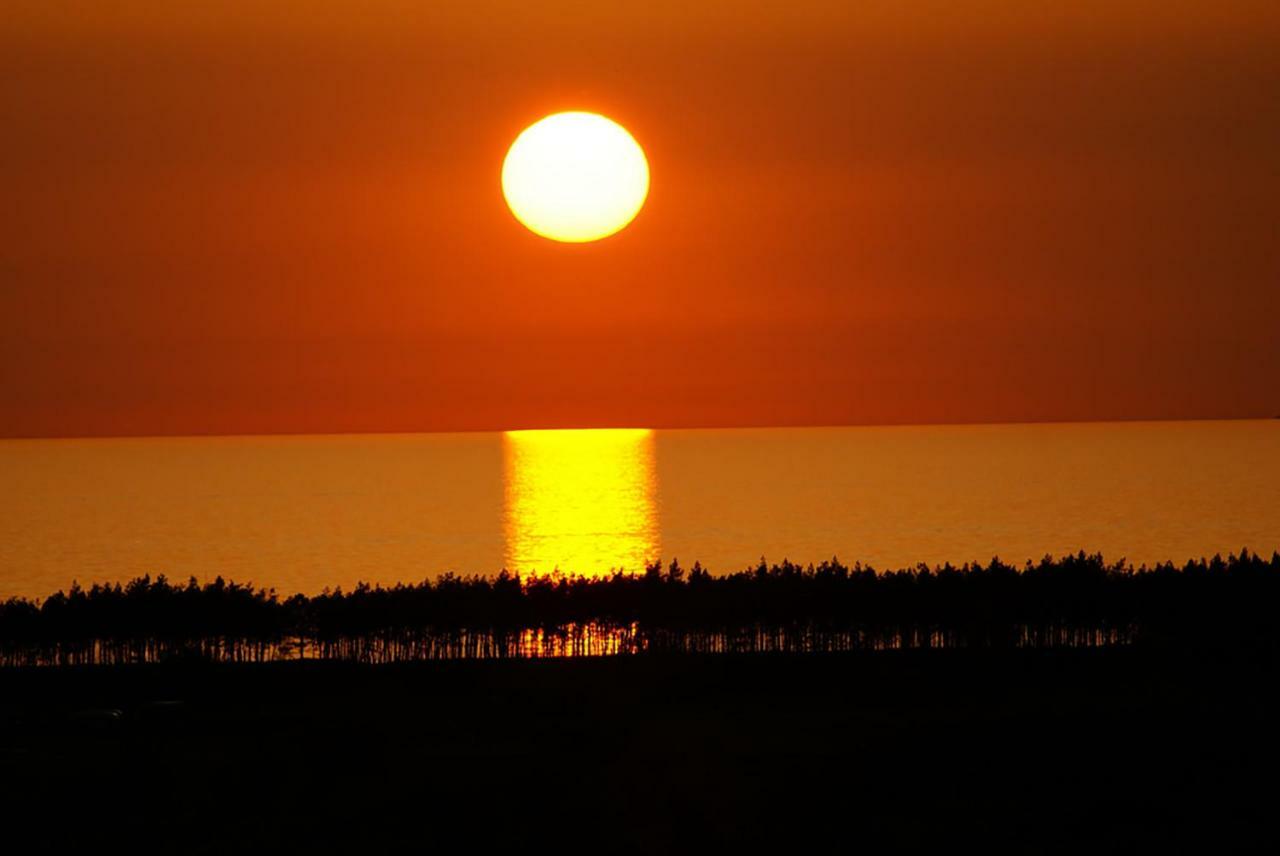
[2,2,1278,436]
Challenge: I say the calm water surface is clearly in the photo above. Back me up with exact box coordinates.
[2,421,1277,599]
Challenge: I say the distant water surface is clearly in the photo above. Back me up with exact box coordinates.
[1,421,1277,599]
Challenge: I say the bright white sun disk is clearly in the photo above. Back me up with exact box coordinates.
[501,112,649,243]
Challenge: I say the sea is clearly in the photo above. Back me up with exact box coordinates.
[2,420,1277,600]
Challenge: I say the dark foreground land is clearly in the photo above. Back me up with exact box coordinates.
[2,647,1277,852]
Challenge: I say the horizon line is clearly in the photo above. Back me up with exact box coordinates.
[0,414,1275,443]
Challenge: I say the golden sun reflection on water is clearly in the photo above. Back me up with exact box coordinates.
[502,429,660,576]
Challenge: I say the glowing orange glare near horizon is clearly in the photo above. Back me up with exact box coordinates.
[502,428,660,575]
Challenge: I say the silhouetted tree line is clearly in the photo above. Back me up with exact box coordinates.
[2,550,1278,665]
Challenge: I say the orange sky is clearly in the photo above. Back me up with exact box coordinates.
[3,2,1278,437]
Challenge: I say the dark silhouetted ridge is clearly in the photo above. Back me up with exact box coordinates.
[2,550,1278,665]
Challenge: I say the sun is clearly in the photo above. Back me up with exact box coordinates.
[501,112,649,243]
